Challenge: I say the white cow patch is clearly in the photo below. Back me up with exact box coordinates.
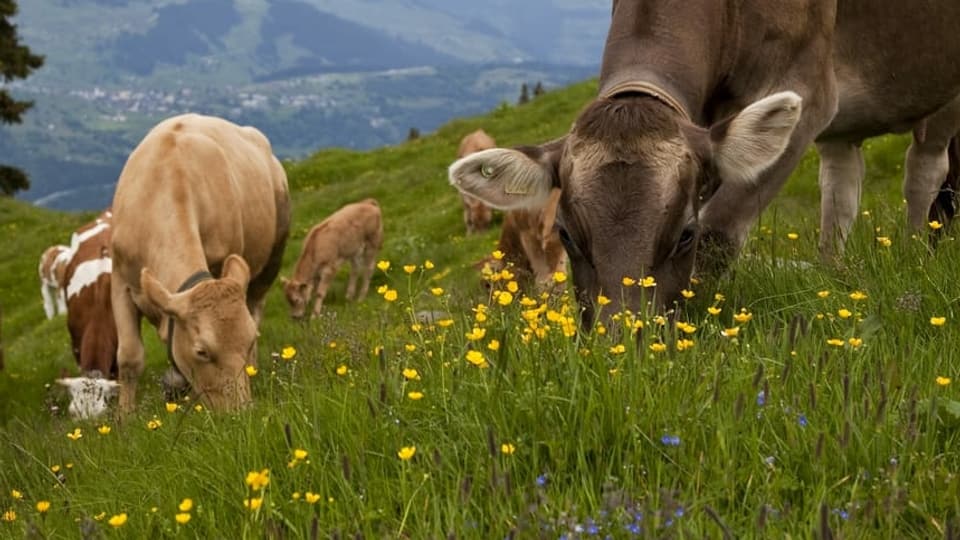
[56,377,120,419]
[70,222,109,252]
[66,257,112,300]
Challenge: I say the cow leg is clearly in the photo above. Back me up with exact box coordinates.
[344,257,360,301]
[41,285,56,319]
[355,249,377,302]
[111,275,144,416]
[311,265,338,318]
[816,140,865,261]
[904,96,960,231]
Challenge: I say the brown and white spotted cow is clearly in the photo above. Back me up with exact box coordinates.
[481,188,566,292]
[281,198,383,319]
[54,210,120,419]
[38,244,72,319]
[457,129,497,234]
[451,0,960,324]
[111,113,290,413]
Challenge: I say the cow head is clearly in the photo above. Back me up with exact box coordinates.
[141,255,256,411]
[450,91,801,323]
[56,376,120,419]
[280,277,312,320]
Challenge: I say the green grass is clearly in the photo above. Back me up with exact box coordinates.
[2,79,959,538]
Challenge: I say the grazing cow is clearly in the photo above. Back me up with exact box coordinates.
[111,113,290,413]
[38,244,71,319]
[450,1,960,323]
[481,188,566,292]
[56,376,120,420]
[281,198,383,319]
[457,129,497,234]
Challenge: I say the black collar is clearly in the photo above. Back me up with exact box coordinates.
[166,270,214,373]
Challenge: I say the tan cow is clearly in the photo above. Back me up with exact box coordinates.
[111,113,290,413]
[481,188,566,292]
[281,198,383,319]
[457,129,497,234]
[38,244,72,319]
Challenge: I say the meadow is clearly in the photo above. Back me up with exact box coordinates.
[1,79,958,538]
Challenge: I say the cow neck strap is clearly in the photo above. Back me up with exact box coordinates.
[166,270,214,371]
[601,81,691,122]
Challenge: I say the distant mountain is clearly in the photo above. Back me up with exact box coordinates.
[2,0,609,210]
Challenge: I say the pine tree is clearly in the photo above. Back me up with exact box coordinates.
[518,83,529,105]
[533,81,545,97]
[0,0,44,196]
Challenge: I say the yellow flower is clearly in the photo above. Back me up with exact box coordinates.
[424,260,435,269]
[675,321,697,334]
[876,236,892,247]
[466,327,486,341]
[487,339,500,351]
[194,404,204,412]
[520,296,538,307]
[178,498,193,512]
[680,289,695,299]
[376,260,390,271]
[304,492,321,504]
[244,365,257,377]
[397,446,416,461]
[817,290,830,298]
[384,289,398,302]
[621,276,636,287]
[492,250,504,260]
[404,343,416,352]
[733,310,753,323]
[553,271,567,283]
[506,281,519,293]
[787,232,799,240]
[676,339,695,351]
[336,364,349,376]
[175,513,191,525]
[838,308,852,319]
[377,284,388,294]
[66,427,82,441]
[609,344,626,355]
[402,368,420,380]
[107,513,127,527]
[930,316,947,327]
[11,490,22,500]
[147,418,162,431]
[497,291,514,306]
[243,498,263,511]
[826,338,845,347]
[281,346,297,360]
[36,501,51,513]
[714,293,725,302]
[465,350,488,368]
[721,327,740,338]
[407,391,424,400]
[649,342,667,353]
[594,295,611,307]
[936,376,952,386]
[293,449,308,461]
[2,510,15,522]
[50,465,61,473]
[929,220,944,230]
[165,402,179,413]
[437,318,454,327]
[641,276,657,288]
[244,469,270,491]
[500,443,516,455]
[849,291,868,301]
[403,264,417,274]
[430,287,444,296]
[848,337,863,348]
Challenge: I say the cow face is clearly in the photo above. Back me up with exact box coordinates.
[280,278,313,320]
[56,376,120,419]
[141,255,256,411]
[450,92,801,324]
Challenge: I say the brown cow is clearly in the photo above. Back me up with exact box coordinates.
[38,244,72,319]
[480,188,566,292]
[111,113,290,413]
[281,198,383,319]
[450,1,960,323]
[457,129,497,234]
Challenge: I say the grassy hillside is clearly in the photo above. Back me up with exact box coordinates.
[3,80,959,538]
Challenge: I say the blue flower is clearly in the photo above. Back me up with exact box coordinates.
[674,507,685,518]
[798,414,808,427]
[660,434,681,446]
[625,523,641,535]
[756,390,766,406]
[536,474,548,487]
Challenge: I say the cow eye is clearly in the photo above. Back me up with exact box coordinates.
[674,224,698,257]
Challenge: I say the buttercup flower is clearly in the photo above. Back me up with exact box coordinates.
[721,327,740,338]
[501,443,516,455]
[36,501,50,513]
[305,492,321,504]
[397,446,416,461]
[281,346,297,360]
[403,264,417,274]
[936,376,951,386]
[404,343,416,352]
[430,287,444,296]
[817,290,830,298]
[849,291,868,301]
[178,499,193,512]
[108,513,127,527]
[492,250,504,260]
[930,316,947,327]
[66,427,82,441]
[787,232,799,240]
[597,295,611,306]
[465,350,488,368]
[245,469,270,491]
[553,271,567,283]
[733,309,753,323]
[376,260,390,271]
[402,368,420,380]
[243,498,263,511]
[245,365,258,377]
[680,289,695,299]
[707,306,721,316]
[293,449,308,461]
[175,513,191,525]
[10,490,22,500]
[848,337,863,348]
[2,510,15,522]
[622,276,636,287]
[649,342,667,353]
[165,402,179,413]
[408,391,424,400]
[506,281,519,293]
[641,276,657,288]
[384,289,398,302]
[826,338,845,347]
[147,418,162,430]
[609,344,626,355]
[424,260,435,269]
[675,322,696,334]
[487,339,500,351]
[465,327,486,341]
[336,364,349,376]
[838,308,852,319]
[876,236,892,247]
[497,291,514,306]
[676,339,695,351]
[929,220,944,230]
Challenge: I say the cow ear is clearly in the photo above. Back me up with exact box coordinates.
[449,138,565,211]
[708,91,802,184]
[221,254,251,290]
[141,268,188,320]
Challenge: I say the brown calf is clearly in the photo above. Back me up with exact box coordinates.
[456,129,496,234]
[38,244,72,319]
[111,113,291,413]
[282,198,383,319]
